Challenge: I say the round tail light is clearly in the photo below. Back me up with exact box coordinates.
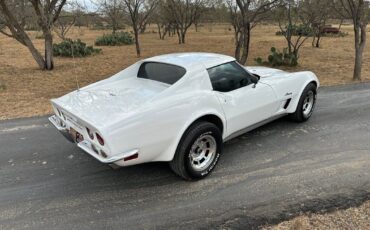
[86,127,94,140]
[96,133,104,146]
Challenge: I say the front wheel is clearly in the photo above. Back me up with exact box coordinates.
[289,83,317,122]
[169,121,223,180]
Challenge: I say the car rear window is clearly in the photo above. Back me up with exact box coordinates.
[137,62,186,85]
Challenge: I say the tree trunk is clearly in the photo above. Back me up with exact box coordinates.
[312,34,316,47]
[234,31,242,62]
[177,32,181,44]
[353,25,366,80]
[177,28,186,44]
[134,29,141,57]
[161,28,168,40]
[44,32,54,70]
[181,31,186,44]
[315,34,321,48]
[354,48,363,81]
[286,2,293,54]
[157,23,162,39]
[24,36,46,69]
[239,23,251,65]
[176,27,181,44]
[312,27,320,48]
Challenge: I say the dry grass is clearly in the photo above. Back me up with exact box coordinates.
[263,201,370,230]
[0,24,369,120]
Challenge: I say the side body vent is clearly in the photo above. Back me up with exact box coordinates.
[283,98,292,109]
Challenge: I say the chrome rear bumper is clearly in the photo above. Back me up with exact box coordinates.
[48,115,74,143]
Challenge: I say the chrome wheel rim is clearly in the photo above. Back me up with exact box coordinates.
[302,91,315,117]
[189,134,217,171]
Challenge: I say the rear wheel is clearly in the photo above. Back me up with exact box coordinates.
[289,83,317,122]
[170,121,223,180]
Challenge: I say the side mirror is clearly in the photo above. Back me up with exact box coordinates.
[251,74,260,84]
[251,74,260,88]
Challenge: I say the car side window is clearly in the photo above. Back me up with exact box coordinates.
[207,62,254,92]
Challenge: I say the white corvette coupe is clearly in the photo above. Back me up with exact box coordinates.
[49,53,319,180]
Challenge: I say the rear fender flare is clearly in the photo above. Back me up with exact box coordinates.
[153,111,226,162]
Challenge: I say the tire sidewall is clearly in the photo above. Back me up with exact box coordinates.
[183,125,222,179]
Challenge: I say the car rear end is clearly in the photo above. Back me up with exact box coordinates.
[48,76,171,167]
[49,102,119,164]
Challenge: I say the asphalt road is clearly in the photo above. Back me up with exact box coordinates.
[1,83,370,230]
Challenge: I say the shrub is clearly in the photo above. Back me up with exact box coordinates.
[322,31,349,37]
[276,24,313,37]
[255,47,298,67]
[95,32,134,46]
[53,39,101,57]
[255,57,264,65]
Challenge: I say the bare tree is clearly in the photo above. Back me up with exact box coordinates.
[153,0,180,40]
[0,0,67,70]
[299,0,331,48]
[138,5,156,33]
[152,2,171,39]
[163,0,206,44]
[277,0,312,66]
[333,0,369,80]
[122,0,158,57]
[94,0,125,33]
[54,15,76,40]
[198,1,229,32]
[71,0,87,28]
[227,0,279,65]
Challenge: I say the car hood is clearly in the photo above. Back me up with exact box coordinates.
[52,77,168,128]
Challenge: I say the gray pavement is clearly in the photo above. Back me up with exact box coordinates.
[0,83,369,229]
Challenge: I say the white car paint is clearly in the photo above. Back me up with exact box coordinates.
[49,52,319,168]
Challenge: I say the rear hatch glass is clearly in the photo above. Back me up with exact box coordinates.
[138,62,186,85]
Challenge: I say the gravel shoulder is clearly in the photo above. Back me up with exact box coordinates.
[263,201,370,230]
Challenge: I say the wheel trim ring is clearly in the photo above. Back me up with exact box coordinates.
[302,91,315,117]
[189,134,217,171]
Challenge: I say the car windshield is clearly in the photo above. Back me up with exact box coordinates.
[137,62,186,85]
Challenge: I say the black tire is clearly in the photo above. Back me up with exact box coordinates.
[289,83,317,122]
[169,121,223,180]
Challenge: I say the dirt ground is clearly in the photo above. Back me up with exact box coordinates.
[263,201,370,230]
[0,24,370,120]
